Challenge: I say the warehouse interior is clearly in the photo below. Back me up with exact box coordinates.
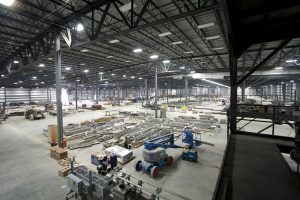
[0,0,300,200]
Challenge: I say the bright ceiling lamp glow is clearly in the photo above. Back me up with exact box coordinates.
[1,74,4,77]
[13,60,19,64]
[111,73,115,76]
[190,71,195,73]
[202,79,230,88]
[80,49,89,52]
[123,74,126,77]
[65,67,71,70]
[163,60,170,64]
[158,32,172,37]
[172,41,183,45]
[99,72,104,74]
[76,79,80,82]
[32,76,37,79]
[197,22,215,29]
[184,51,193,54]
[80,63,85,66]
[206,35,220,40]
[290,80,294,83]
[125,60,131,63]
[83,69,89,73]
[109,39,120,43]
[76,23,84,31]
[139,77,142,80]
[275,67,283,70]
[106,56,113,58]
[285,59,297,63]
[0,0,15,6]
[39,63,45,67]
[41,82,44,84]
[150,55,158,59]
[131,76,135,79]
[119,2,137,12]
[180,66,185,69]
[13,82,17,85]
[212,47,224,50]
[133,48,142,53]
[18,81,22,83]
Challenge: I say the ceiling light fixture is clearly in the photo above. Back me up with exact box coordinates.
[83,69,89,73]
[76,79,80,82]
[39,64,45,67]
[133,48,142,53]
[106,56,113,58]
[206,35,220,40]
[184,51,193,54]
[123,74,126,78]
[197,22,215,29]
[158,32,172,37]
[99,72,104,75]
[131,76,135,79]
[65,67,71,70]
[212,47,225,50]
[275,67,283,70]
[163,60,170,64]
[285,59,297,63]
[172,41,183,45]
[111,73,115,76]
[290,80,294,83]
[76,23,84,32]
[125,60,131,63]
[180,66,185,70]
[1,74,4,77]
[80,63,85,66]
[80,49,89,53]
[13,60,19,64]
[0,0,15,6]
[202,79,230,88]
[109,39,120,43]
[32,76,37,79]
[150,55,158,59]
[139,77,142,80]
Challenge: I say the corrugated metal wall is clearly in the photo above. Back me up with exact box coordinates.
[0,88,56,104]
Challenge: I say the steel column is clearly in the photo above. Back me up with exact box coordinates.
[4,87,6,106]
[155,65,158,118]
[117,83,120,105]
[75,82,78,110]
[185,74,188,106]
[229,34,238,133]
[282,83,286,104]
[55,31,64,148]
[145,79,148,101]
[96,83,99,104]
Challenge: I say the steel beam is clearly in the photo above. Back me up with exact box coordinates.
[145,79,149,101]
[55,31,64,148]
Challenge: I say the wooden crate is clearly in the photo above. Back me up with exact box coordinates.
[58,166,70,177]
[50,146,68,160]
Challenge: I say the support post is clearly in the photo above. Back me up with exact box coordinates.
[282,83,286,104]
[4,87,6,106]
[117,83,120,105]
[55,31,64,148]
[96,83,99,104]
[185,74,188,106]
[75,82,78,110]
[229,34,238,134]
[155,65,158,118]
[145,79,149,101]
[49,88,52,103]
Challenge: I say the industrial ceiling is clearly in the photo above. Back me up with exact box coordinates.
[0,0,299,89]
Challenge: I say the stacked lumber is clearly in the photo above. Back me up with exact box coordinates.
[50,146,68,160]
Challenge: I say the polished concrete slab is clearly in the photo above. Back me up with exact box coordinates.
[0,103,226,200]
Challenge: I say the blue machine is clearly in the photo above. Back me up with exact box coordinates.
[135,134,181,178]
[181,129,202,162]
[135,130,205,177]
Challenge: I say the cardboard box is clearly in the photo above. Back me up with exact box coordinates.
[48,125,58,143]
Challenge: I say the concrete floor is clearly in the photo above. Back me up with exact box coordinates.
[0,103,235,199]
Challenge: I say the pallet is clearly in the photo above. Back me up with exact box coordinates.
[50,146,68,160]
[58,166,70,177]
